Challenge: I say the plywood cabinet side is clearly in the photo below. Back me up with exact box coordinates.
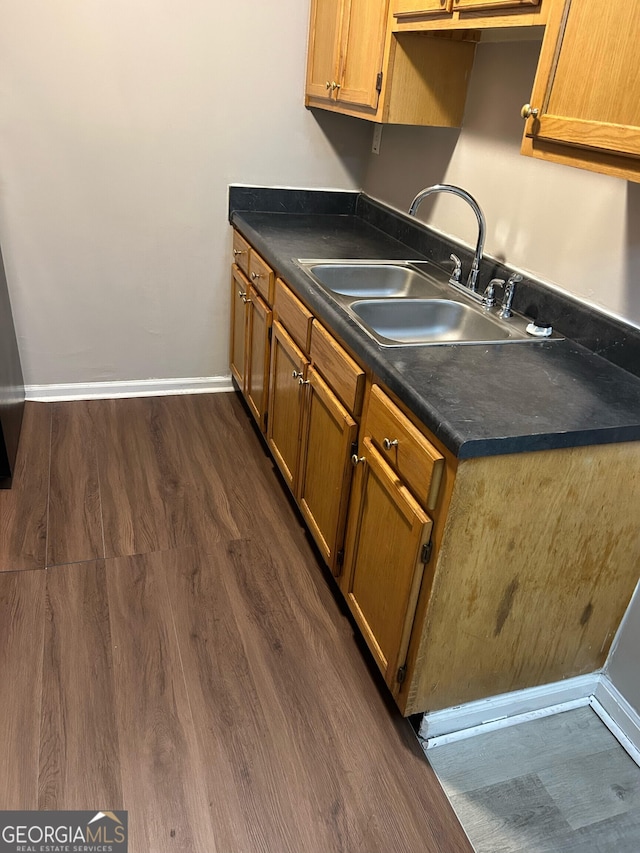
[400,441,640,715]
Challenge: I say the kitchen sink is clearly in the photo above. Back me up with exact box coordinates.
[295,258,563,347]
[350,298,528,346]
[302,261,445,299]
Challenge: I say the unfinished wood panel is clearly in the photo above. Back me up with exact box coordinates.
[297,366,357,571]
[230,265,249,390]
[522,2,640,179]
[0,569,45,807]
[106,551,216,852]
[407,442,640,713]
[248,245,275,305]
[47,401,103,566]
[232,229,250,277]
[39,561,122,810]
[306,0,343,101]
[366,383,444,510]
[273,278,313,355]
[310,319,365,415]
[267,322,308,493]
[337,0,389,110]
[385,34,475,126]
[0,402,50,572]
[342,438,433,688]
[245,286,272,432]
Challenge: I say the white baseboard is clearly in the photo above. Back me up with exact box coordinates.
[592,675,640,767]
[25,375,234,402]
[419,673,601,744]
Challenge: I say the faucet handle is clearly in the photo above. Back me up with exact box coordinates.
[449,253,462,284]
[482,278,504,309]
[499,273,522,319]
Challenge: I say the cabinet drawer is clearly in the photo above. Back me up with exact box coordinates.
[248,250,275,306]
[274,279,313,355]
[394,0,452,16]
[366,384,444,510]
[310,320,365,416]
[232,230,251,277]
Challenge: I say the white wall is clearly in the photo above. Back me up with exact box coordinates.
[0,0,371,385]
[606,584,640,716]
[363,39,640,329]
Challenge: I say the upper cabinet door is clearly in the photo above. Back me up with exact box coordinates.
[524,2,640,160]
[337,0,389,110]
[306,0,344,101]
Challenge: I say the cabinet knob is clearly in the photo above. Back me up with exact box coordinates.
[233,248,245,256]
[326,81,331,90]
[241,295,252,304]
[330,81,340,91]
[238,290,246,298]
[292,370,304,380]
[298,377,310,386]
[250,271,263,280]
[351,454,366,467]
[520,103,539,120]
[382,437,399,451]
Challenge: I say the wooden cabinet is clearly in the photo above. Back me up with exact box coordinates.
[267,294,365,572]
[228,241,274,432]
[306,0,475,125]
[306,0,388,111]
[393,0,544,28]
[521,2,640,182]
[341,437,433,691]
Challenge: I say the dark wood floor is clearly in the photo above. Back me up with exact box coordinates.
[0,394,472,853]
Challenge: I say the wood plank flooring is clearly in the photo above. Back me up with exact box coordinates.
[0,394,471,853]
[428,706,640,852]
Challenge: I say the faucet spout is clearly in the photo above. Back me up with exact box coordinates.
[408,184,486,292]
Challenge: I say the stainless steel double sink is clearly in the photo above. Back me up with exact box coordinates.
[295,259,560,347]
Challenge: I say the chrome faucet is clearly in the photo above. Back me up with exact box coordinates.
[499,273,522,319]
[409,184,486,292]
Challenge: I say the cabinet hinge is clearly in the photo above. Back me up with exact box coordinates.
[376,72,383,94]
[420,541,433,565]
[263,411,268,431]
[350,440,359,457]
[268,324,273,341]
[336,549,344,568]
[397,665,407,685]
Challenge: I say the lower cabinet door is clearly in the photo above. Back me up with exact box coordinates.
[267,322,308,493]
[341,437,433,690]
[245,286,272,432]
[297,366,357,573]
[229,266,249,389]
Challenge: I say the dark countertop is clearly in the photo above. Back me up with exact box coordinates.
[231,209,640,459]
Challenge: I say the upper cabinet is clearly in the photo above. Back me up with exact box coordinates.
[306,0,475,125]
[521,2,640,182]
[393,0,544,28]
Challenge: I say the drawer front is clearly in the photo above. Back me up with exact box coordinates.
[366,384,444,510]
[232,230,251,277]
[310,320,365,416]
[274,279,313,355]
[394,0,452,16]
[248,249,275,306]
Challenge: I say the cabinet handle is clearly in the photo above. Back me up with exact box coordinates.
[233,248,245,256]
[331,81,341,91]
[351,454,366,467]
[250,271,263,281]
[292,370,304,380]
[325,81,331,90]
[298,378,310,386]
[242,295,252,304]
[238,289,246,298]
[382,437,399,450]
[520,103,539,119]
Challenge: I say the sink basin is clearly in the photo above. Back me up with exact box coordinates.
[350,299,529,346]
[294,258,563,347]
[305,262,445,299]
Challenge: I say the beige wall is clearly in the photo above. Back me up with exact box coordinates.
[363,39,640,329]
[0,0,371,385]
